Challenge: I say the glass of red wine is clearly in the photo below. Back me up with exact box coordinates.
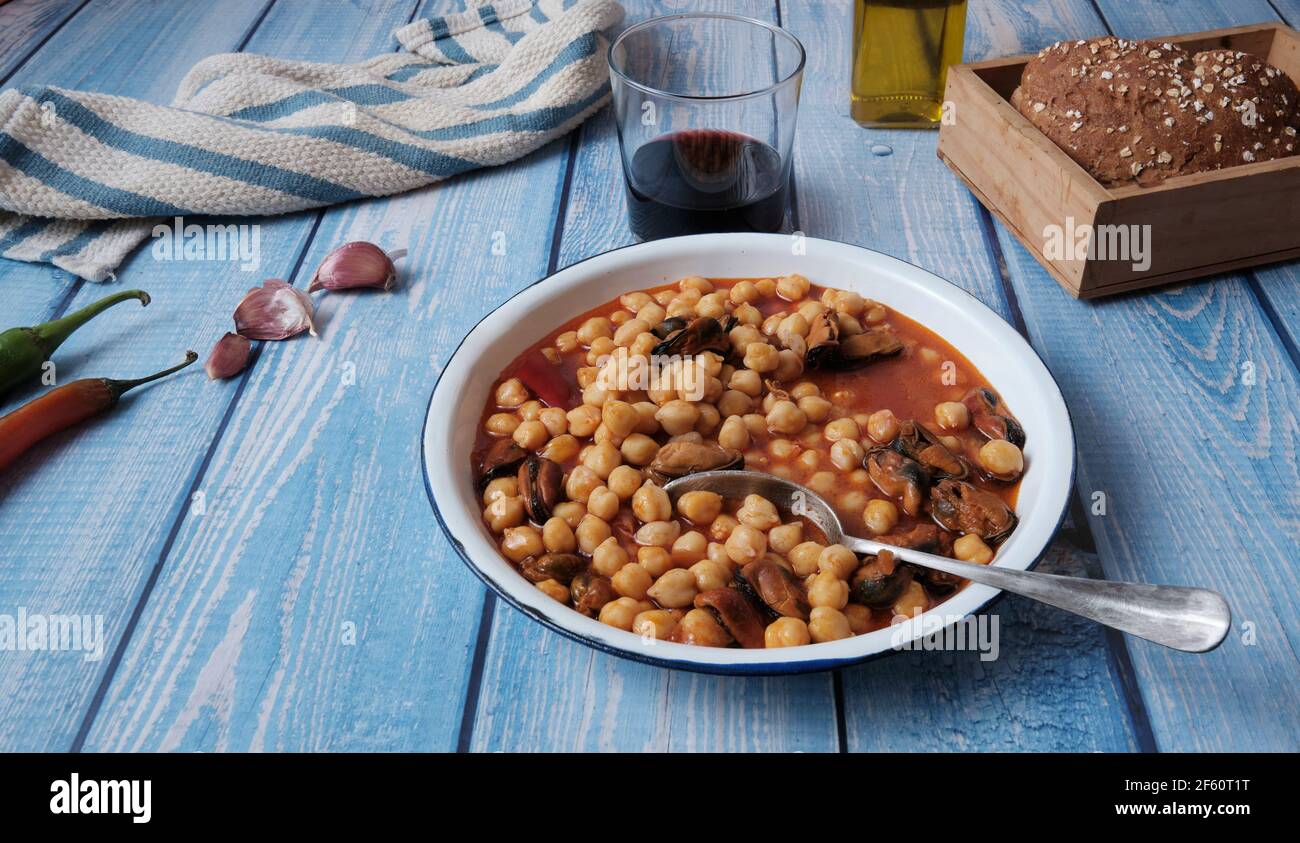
[608,13,806,241]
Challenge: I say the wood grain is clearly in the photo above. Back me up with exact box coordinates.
[979,0,1300,752]
[76,0,582,752]
[0,0,84,84]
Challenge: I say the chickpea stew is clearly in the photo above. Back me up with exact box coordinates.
[472,275,1025,648]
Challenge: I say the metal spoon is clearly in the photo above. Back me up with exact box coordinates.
[663,470,1231,653]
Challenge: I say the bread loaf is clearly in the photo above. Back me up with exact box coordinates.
[1012,37,1300,187]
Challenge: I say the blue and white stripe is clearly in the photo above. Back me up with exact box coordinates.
[0,0,621,282]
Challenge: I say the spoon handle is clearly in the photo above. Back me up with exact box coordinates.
[838,536,1231,653]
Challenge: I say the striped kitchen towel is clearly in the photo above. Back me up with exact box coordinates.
[0,0,622,282]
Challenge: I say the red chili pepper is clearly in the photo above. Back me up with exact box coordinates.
[508,350,578,408]
[0,351,197,474]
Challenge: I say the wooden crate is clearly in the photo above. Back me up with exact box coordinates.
[937,22,1300,299]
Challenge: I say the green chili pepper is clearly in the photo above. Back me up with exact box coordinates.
[0,289,150,399]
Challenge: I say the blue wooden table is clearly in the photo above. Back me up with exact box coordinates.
[0,0,1296,753]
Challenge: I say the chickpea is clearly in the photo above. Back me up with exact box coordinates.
[680,275,713,294]
[824,417,861,443]
[621,291,652,311]
[612,562,654,600]
[729,280,759,304]
[637,546,674,578]
[768,522,804,555]
[728,368,762,397]
[866,409,901,444]
[979,439,1024,478]
[552,501,586,529]
[690,559,732,592]
[564,465,601,503]
[619,433,659,467]
[567,404,602,437]
[769,438,800,460]
[708,513,739,543]
[838,489,868,515]
[675,608,733,646]
[743,342,779,373]
[796,450,821,475]
[631,402,660,434]
[575,514,611,554]
[765,617,811,648]
[755,278,778,297]
[639,302,667,326]
[600,399,638,438]
[724,524,768,565]
[695,404,721,436]
[776,273,811,300]
[556,331,579,353]
[934,401,970,431]
[829,438,865,472]
[732,302,762,326]
[633,609,681,640]
[611,318,649,348]
[483,495,526,533]
[863,499,900,536]
[808,607,853,642]
[500,526,544,562]
[737,494,781,531]
[586,486,620,521]
[788,541,826,577]
[766,400,808,436]
[808,571,850,610]
[635,520,681,548]
[581,381,612,408]
[954,533,995,564]
[511,420,548,451]
[697,293,728,319]
[676,490,723,525]
[797,395,832,424]
[844,604,872,635]
[484,412,520,436]
[632,481,672,523]
[807,471,836,496]
[516,400,542,421]
[494,378,529,408]
[482,477,517,504]
[576,316,613,346]
[536,578,569,603]
[592,537,630,576]
[651,400,697,437]
[541,517,577,553]
[892,580,928,620]
[606,465,642,500]
[864,303,887,324]
[717,389,751,418]
[671,530,709,566]
[599,596,643,630]
[818,544,859,579]
[717,415,751,450]
[833,290,865,317]
[647,568,698,609]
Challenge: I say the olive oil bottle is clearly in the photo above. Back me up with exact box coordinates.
[851,0,967,128]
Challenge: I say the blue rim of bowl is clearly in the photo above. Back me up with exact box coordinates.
[420,235,1078,675]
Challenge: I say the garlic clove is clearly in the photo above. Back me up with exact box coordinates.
[234,279,317,339]
[308,242,404,292]
[205,332,251,380]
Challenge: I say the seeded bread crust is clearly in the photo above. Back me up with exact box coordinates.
[1011,37,1300,187]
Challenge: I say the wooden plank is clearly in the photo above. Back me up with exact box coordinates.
[0,0,84,84]
[0,0,288,752]
[977,0,1300,751]
[77,0,578,751]
[467,0,841,753]
[782,0,1140,752]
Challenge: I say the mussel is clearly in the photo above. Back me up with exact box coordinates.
[570,572,615,617]
[892,420,969,481]
[520,552,588,584]
[651,316,688,340]
[477,439,527,488]
[865,447,929,516]
[694,588,767,649]
[647,440,743,484]
[738,559,810,621]
[849,550,912,608]
[651,316,732,357]
[963,387,1025,448]
[807,325,904,371]
[930,479,1018,543]
[518,454,564,523]
[874,522,943,553]
[803,309,841,370]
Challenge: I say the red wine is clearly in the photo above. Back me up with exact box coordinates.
[623,129,790,240]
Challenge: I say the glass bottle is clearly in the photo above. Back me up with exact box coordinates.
[850,0,968,128]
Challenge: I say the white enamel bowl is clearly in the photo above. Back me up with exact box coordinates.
[422,234,1075,674]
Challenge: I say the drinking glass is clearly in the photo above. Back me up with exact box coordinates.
[607,13,806,241]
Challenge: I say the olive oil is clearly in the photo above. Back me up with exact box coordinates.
[850,0,967,128]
